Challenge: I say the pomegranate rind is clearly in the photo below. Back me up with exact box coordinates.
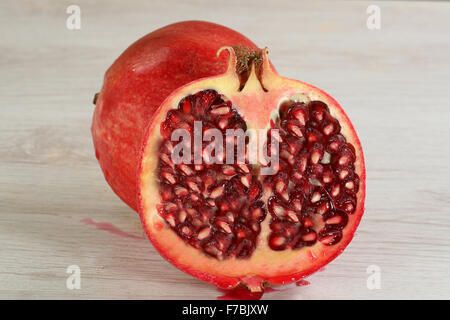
[91,21,257,211]
[138,48,365,292]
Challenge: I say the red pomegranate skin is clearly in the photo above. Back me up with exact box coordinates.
[91,21,257,211]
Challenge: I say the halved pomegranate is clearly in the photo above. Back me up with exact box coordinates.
[138,47,365,292]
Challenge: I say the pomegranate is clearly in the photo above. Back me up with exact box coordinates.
[91,21,257,211]
[138,46,366,292]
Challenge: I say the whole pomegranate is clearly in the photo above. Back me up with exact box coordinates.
[91,21,257,211]
[138,46,365,292]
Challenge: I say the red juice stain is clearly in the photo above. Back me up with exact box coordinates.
[296,279,310,287]
[80,218,145,240]
[217,286,280,300]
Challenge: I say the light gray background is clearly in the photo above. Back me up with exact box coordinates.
[1,0,449,299]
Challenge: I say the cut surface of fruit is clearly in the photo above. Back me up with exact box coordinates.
[139,47,365,292]
[91,21,257,211]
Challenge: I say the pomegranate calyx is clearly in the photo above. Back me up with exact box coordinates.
[218,46,268,92]
[231,45,263,75]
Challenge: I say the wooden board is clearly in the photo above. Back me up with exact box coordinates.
[1,0,449,299]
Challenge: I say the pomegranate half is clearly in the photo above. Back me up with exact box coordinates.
[91,21,257,211]
[138,47,365,292]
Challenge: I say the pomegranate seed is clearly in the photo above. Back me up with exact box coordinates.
[248,183,262,201]
[217,221,232,234]
[187,181,201,193]
[240,174,252,188]
[323,123,334,136]
[317,201,330,215]
[311,192,321,203]
[160,187,173,201]
[311,151,321,164]
[174,186,188,197]
[197,227,211,240]
[289,124,303,137]
[186,208,197,216]
[222,165,236,176]
[236,164,250,174]
[178,164,193,176]
[331,184,340,197]
[339,155,350,166]
[292,199,302,212]
[345,181,355,190]
[302,231,317,242]
[164,202,177,212]
[179,210,187,223]
[165,214,176,227]
[162,172,176,185]
[323,171,333,183]
[210,186,225,199]
[204,244,220,258]
[192,218,202,228]
[269,234,287,250]
[319,228,342,246]
[251,208,264,220]
[303,217,313,228]
[273,204,285,217]
[179,96,192,113]
[225,212,235,223]
[160,153,174,168]
[210,106,230,115]
[236,229,246,239]
[287,210,299,222]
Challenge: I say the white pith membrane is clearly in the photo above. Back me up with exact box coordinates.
[139,48,365,291]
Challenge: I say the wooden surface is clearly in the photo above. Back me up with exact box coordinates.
[1,0,449,299]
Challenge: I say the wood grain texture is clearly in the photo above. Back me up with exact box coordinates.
[1,0,449,299]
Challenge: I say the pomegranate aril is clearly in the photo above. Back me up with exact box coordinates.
[291,198,303,212]
[303,217,313,228]
[287,103,308,125]
[174,186,189,197]
[318,227,342,246]
[310,101,329,122]
[209,104,230,115]
[327,134,346,153]
[193,90,218,116]
[210,185,225,199]
[179,96,192,114]
[310,143,324,164]
[287,210,299,222]
[179,210,187,223]
[306,127,323,145]
[323,210,348,230]
[197,226,211,240]
[269,233,288,251]
[236,163,250,174]
[282,119,304,138]
[317,201,330,215]
[310,191,321,204]
[161,171,176,185]
[240,174,252,188]
[165,214,176,227]
[217,220,233,234]
[247,182,262,201]
[222,165,236,176]
[293,228,317,248]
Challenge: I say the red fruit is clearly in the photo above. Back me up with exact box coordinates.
[138,46,366,292]
[91,21,257,211]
